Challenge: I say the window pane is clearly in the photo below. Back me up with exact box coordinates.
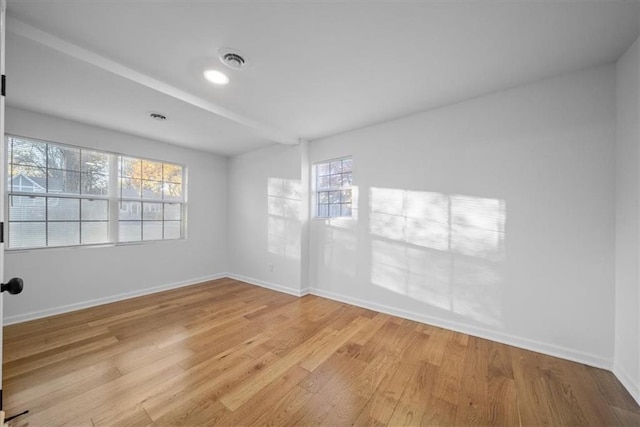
[119,221,141,242]
[10,196,46,221]
[342,189,352,203]
[341,205,352,217]
[143,221,163,240]
[47,169,80,194]
[330,161,343,174]
[317,162,330,176]
[121,178,142,199]
[141,160,163,181]
[164,183,182,201]
[318,176,330,190]
[82,172,109,195]
[143,202,163,220]
[142,180,162,199]
[330,175,342,188]
[9,222,46,248]
[329,191,341,204]
[82,222,109,244]
[164,221,181,239]
[318,204,329,217]
[48,222,80,246]
[119,201,141,220]
[81,150,110,174]
[164,203,181,221]
[329,204,341,217]
[82,199,108,221]
[318,191,329,204]
[342,158,353,172]
[48,145,80,171]
[120,157,140,178]
[342,172,353,188]
[48,198,80,220]
[10,138,46,168]
[163,164,182,183]
[10,166,46,192]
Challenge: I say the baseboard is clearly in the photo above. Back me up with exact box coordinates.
[216,277,613,370]
[226,273,309,297]
[308,288,613,370]
[3,272,616,377]
[613,363,640,405]
[3,273,227,325]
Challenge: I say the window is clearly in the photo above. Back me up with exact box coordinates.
[118,156,184,242]
[314,156,352,218]
[5,135,186,249]
[7,136,110,249]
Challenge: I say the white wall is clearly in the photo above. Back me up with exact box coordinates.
[3,61,635,400]
[309,65,617,367]
[3,107,228,323]
[227,143,306,295]
[615,37,640,404]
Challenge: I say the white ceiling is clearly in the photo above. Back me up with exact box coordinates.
[5,1,639,156]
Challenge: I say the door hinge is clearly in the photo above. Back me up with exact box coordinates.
[1,74,5,97]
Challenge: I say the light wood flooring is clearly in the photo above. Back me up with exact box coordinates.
[3,278,639,426]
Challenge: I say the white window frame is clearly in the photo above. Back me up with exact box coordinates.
[117,154,186,243]
[5,134,187,250]
[312,156,353,219]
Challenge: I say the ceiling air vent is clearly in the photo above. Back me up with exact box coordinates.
[218,48,247,71]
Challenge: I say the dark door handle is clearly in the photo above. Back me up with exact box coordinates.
[2,278,23,295]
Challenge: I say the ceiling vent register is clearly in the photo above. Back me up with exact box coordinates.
[219,49,247,70]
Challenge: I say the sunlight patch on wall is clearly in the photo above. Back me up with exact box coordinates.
[451,195,505,262]
[370,189,450,252]
[372,239,452,311]
[370,187,506,327]
[267,177,301,260]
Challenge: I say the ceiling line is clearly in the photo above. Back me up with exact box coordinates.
[6,17,302,146]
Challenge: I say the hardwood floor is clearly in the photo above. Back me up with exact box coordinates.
[3,278,639,426]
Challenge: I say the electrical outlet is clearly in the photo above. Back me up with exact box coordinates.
[268,264,274,272]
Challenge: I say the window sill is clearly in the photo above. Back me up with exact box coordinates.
[5,238,186,254]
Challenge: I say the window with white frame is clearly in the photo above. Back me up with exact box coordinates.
[5,135,186,249]
[118,156,184,242]
[314,156,353,218]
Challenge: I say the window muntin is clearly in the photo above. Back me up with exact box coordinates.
[5,135,186,249]
[315,157,352,218]
[118,156,184,242]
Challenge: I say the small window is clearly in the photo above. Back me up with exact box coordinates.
[314,156,352,218]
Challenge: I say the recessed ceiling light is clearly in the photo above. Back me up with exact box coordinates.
[149,112,167,121]
[204,69,229,85]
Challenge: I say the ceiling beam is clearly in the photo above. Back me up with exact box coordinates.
[7,17,302,146]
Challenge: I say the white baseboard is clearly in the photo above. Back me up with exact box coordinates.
[226,273,309,297]
[613,363,640,406]
[217,275,613,370]
[3,273,227,325]
[308,288,613,371]
[4,270,632,403]
[2,272,616,377]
